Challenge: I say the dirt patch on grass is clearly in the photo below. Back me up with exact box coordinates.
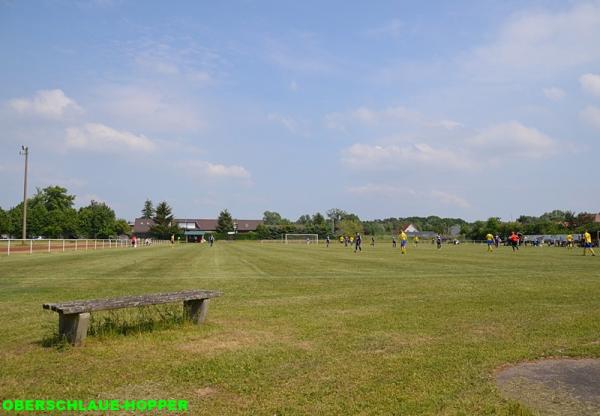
[495,358,600,415]
[196,386,218,398]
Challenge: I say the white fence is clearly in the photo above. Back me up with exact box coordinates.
[0,238,170,256]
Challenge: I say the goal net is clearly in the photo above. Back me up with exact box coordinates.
[284,234,319,245]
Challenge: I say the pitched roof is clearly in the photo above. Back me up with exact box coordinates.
[133,218,154,233]
[133,218,263,233]
[403,223,419,232]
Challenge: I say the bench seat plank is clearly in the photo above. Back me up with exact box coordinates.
[43,289,222,314]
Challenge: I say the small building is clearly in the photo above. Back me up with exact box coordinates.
[401,224,436,239]
[132,217,263,241]
[403,224,419,233]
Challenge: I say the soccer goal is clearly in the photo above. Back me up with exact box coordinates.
[284,234,319,245]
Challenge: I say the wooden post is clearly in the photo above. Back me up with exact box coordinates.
[7,239,10,256]
[48,239,51,253]
[183,299,210,325]
[58,312,90,346]
[30,240,32,254]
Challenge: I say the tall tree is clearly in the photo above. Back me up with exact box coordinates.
[150,201,179,239]
[262,211,282,226]
[114,219,131,236]
[0,207,10,236]
[78,201,117,238]
[216,209,234,233]
[312,212,326,225]
[296,214,312,225]
[37,186,75,211]
[141,199,154,219]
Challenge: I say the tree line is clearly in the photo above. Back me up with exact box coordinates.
[2,185,597,241]
[0,186,129,239]
[461,210,600,240]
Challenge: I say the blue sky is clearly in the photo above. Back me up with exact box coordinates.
[1,0,600,222]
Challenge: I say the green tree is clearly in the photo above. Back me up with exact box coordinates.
[150,201,179,239]
[8,186,79,238]
[114,219,131,236]
[338,219,363,236]
[216,209,235,233]
[485,217,501,235]
[312,212,326,225]
[78,201,117,238]
[0,207,10,236]
[37,186,75,212]
[141,199,154,219]
[262,211,282,226]
[296,214,312,225]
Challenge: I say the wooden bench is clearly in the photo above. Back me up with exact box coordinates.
[43,289,222,346]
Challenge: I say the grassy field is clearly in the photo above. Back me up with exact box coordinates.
[0,241,599,415]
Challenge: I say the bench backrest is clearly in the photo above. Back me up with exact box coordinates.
[43,289,222,314]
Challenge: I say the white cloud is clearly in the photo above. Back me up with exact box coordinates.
[65,123,157,153]
[186,160,251,180]
[464,3,600,77]
[543,87,566,101]
[342,143,470,170]
[93,85,204,134]
[9,89,82,119]
[430,190,470,209]
[580,73,600,97]
[325,105,461,133]
[466,121,557,159]
[580,106,600,129]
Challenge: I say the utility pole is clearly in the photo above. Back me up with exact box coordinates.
[20,146,29,240]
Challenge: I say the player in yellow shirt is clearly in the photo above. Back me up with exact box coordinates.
[399,231,408,254]
[566,234,573,249]
[486,233,494,252]
[414,236,419,246]
[583,231,596,256]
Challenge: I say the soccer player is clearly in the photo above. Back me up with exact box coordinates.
[486,233,494,252]
[509,231,519,252]
[354,233,362,253]
[326,235,330,247]
[399,230,408,254]
[392,237,397,248]
[436,234,442,249]
[567,234,574,249]
[414,236,420,246]
[583,230,596,256]
[371,236,375,247]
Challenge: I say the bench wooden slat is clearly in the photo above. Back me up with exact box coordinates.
[43,289,222,314]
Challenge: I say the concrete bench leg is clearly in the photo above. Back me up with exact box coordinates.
[58,312,90,346]
[184,299,209,325]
